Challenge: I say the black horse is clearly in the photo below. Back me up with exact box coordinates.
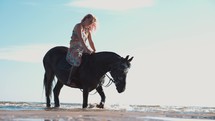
[43,46,133,108]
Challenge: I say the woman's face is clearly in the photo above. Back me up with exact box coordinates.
[84,17,94,26]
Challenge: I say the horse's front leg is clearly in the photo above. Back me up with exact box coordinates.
[82,87,89,108]
[96,86,106,108]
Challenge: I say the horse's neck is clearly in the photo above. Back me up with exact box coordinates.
[93,52,121,71]
[79,52,120,83]
[95,52,120,64]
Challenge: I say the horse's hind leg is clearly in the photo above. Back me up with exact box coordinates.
[53,80,63,107]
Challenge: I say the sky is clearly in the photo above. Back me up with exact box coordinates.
[0,0,215,107]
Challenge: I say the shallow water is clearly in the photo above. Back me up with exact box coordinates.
[0,101,214,112]
[0,101,215,120]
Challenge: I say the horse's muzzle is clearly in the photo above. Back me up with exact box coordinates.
[116,86,125,93]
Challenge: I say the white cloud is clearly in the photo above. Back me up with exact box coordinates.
[0,44,59,63]
[66,0,154,11]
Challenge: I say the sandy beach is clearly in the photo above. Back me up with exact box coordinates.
[0,108,215,121]
[1,109,144,121]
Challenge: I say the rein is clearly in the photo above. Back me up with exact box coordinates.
[103,73,115,87]
[79,73,115,95]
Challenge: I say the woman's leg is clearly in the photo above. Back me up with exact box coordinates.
[67,66,78,85]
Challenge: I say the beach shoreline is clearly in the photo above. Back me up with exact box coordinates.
[0,109,146,121]
[0,102,215,121]
[0,109,215,121]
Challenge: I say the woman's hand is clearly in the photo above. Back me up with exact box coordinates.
[91,51,95,54]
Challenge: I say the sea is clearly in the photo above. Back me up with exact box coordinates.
[0,101,215,121]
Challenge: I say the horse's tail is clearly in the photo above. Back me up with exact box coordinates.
[43,63,55,107]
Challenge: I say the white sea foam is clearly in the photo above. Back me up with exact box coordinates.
[0,101,215,120]
[0,101,215,113]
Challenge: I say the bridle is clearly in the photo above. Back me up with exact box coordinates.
[81,73,114,95]
[102,73,115,87]
[103,62,127,87]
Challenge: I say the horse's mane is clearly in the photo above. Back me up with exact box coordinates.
[81,51,122,68]
[92,51,122,63]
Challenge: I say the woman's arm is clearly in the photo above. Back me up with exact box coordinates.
[88,32,96,52]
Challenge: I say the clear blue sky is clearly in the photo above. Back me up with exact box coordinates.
[0,0,215,107]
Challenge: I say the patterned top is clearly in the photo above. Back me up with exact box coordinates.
[66,24,91,66]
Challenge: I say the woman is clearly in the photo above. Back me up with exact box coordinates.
[66,14,97,85]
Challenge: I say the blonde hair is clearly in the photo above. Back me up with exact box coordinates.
[81,14,97,32]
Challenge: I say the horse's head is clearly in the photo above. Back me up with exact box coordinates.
[110,55,133,93]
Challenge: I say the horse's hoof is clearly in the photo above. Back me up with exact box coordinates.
[96,103,104,108]
[54,105,60,108]
[54,104,60,108]
[46,104,51,108]
[82,104,88,109]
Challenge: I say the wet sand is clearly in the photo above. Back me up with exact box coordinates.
[0,109,145,121]
[0,109,215,121]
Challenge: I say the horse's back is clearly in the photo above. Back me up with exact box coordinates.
[43,46,68,71]
[44,46,68,57]
[43,46,68,62]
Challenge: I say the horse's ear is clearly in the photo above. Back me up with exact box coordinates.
[125,55,129,60]
[128,56,134,62]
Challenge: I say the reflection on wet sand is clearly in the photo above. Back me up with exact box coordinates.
[13,116,215,121]
[0,104,215,121]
